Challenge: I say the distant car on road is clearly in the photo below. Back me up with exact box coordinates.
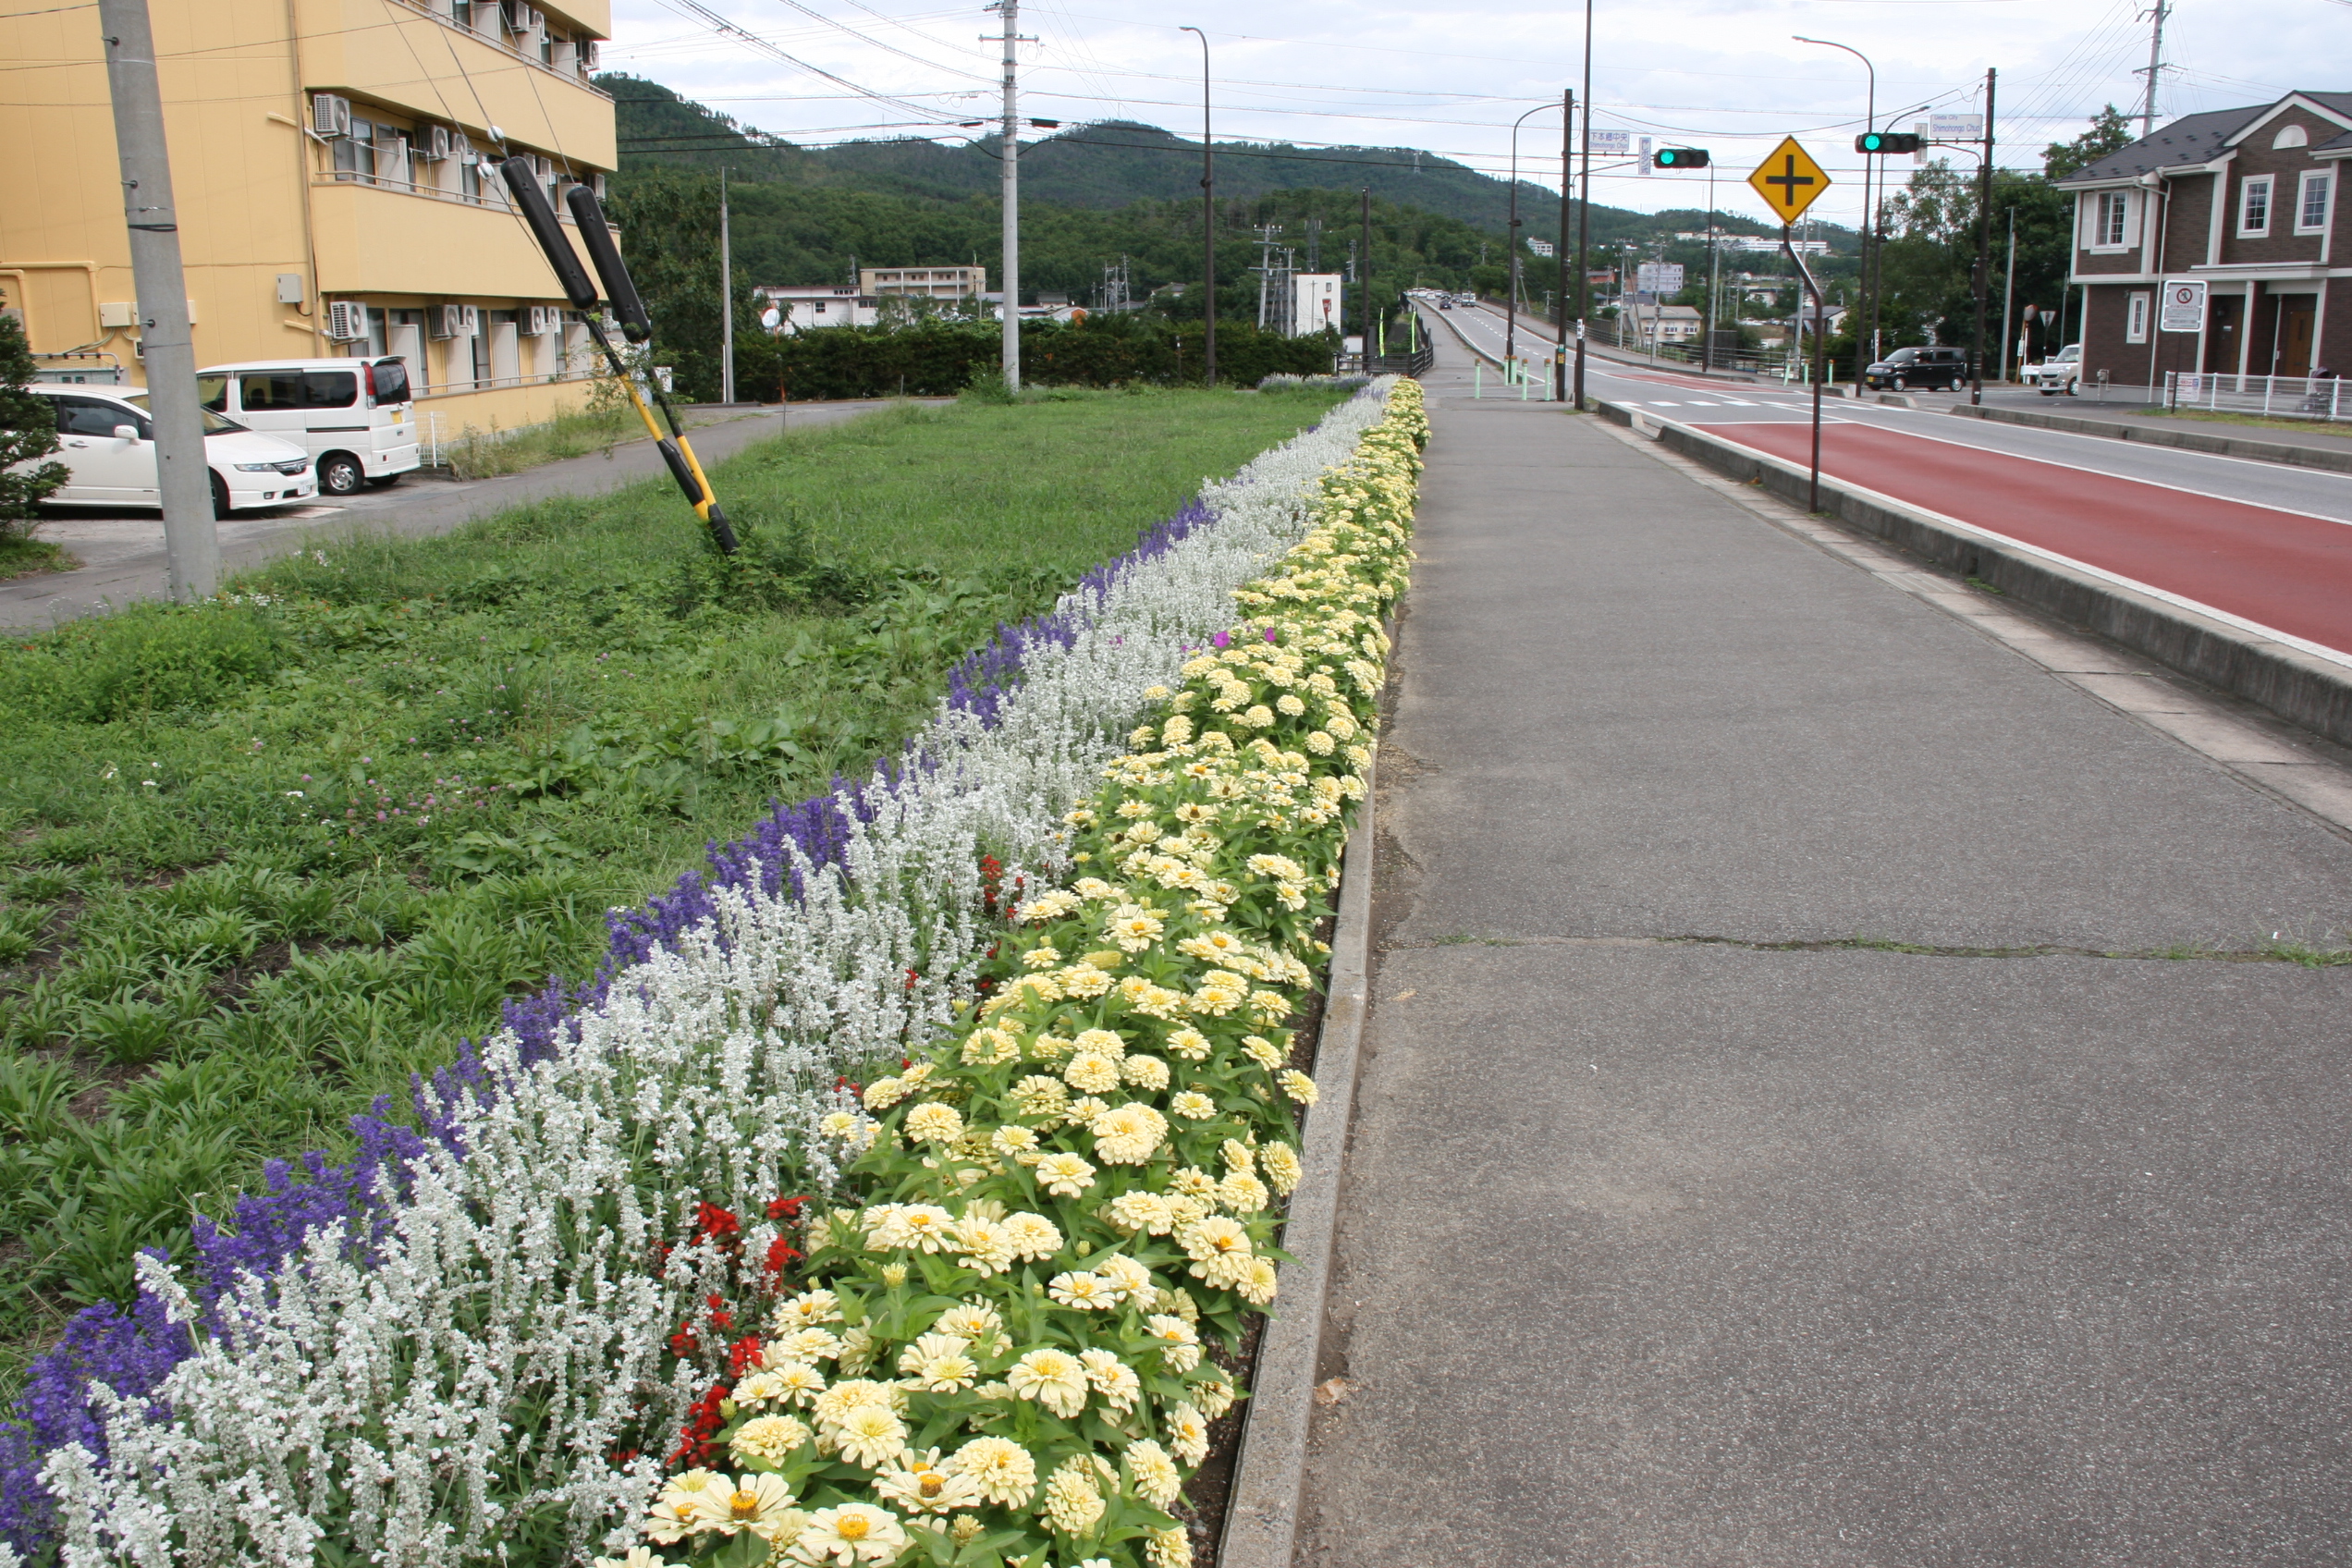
[1438,296,1453,310]
[16,385,313,517]
[1863,345,1969,392]
[2020,343,2081,396]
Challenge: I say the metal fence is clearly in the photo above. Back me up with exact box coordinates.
[2165,372,2349,423]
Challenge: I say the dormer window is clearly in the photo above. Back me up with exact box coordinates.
[2239,175,2272,237]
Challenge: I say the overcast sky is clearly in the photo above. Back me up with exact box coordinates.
[603,0,2352,231]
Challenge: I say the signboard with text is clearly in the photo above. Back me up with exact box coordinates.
[1929,114,1985,141]
[2159,278,2207,333]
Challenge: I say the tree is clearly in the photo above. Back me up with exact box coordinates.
[2044,105,2137,181]
[0,314,66,534]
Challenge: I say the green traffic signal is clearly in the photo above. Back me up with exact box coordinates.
[1653,147,1710,168]
[1856,131,1925,153]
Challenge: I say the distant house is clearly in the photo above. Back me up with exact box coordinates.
[1634,303,1703,345]
[755,286,875,333]
[2055,91,2350,389]
[862,265,985,301]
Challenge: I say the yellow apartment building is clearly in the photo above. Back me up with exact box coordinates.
[0,0,618,437]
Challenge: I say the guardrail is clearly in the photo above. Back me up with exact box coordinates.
[1339,347,1434,377]
[2166,371,2348,423]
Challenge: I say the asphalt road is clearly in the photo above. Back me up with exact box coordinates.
[1297,331,2352,1567]
[1430,301,2352,663]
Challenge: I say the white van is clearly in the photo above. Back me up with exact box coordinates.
[197,357,420,496]
[16,384,314,515]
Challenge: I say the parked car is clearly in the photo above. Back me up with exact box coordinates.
[16,385,312,516]
[2020,343,2081,396]
[196,356,419,497]
[1862,345,1970,391]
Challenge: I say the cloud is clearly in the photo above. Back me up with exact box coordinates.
[605,0,2352,227]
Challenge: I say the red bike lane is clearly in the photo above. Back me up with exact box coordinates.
[1710,421,2352,658]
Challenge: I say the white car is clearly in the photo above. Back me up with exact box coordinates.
[23,384,314,515]
[2021,344,2081,396]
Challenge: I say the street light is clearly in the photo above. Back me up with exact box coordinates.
[1795,35,1876,387]
[1179,26,1214,386]
[1504,100,1558,375]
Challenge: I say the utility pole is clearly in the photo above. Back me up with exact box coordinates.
[98,0,214,600]
[1181,26,1214,386]
[1360,187,1373,372]
[1573,0,1594,410]
[719,165,735,404]
[1970,67,1996,406]
[2136,0,2171,139]
[1556,89,1572,401]
[1704,160,1719,373]
[1999,205,2015,384]
[994,0,1026,388]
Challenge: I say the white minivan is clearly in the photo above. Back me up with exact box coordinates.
[18,385,314,515]
[197,357,421,496]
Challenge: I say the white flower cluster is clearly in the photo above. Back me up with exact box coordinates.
[31,386,1405,1567]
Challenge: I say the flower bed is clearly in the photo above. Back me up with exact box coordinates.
[0,377,1425,1568]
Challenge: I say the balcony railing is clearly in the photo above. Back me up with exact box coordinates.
[2165,372,2349,424]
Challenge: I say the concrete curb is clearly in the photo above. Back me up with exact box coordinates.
[1599,399,2352,750]
[1217,741,1379,1568]
[1946,399,2352,474]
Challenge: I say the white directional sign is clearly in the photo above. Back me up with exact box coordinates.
[1588,130,1631,155]
[2159,278,2207,333]
[1929,113,1985,141]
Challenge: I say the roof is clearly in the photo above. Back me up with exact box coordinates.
[2060,92,2352,186]
[2058,105,2264,186]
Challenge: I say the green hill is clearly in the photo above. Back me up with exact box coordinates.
[600,76,1811,254]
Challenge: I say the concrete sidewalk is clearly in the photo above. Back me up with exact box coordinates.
[1295,343,2352,1562]
[1,397,914,629]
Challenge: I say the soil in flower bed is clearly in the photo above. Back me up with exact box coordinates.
[0,386,1349,1403]
[1176,913,1338,1568]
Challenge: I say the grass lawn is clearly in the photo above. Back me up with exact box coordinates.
[0,384,1346,1399]
[2140,406,2352,439]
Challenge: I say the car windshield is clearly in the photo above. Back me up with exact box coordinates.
[121,392,242,435]
[2055,345,2080,361]
[1883,349,1918,362]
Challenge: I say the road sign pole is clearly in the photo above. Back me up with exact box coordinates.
[1782,224,1826,513]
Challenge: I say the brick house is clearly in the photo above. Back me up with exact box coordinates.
[2056,92,2350,391]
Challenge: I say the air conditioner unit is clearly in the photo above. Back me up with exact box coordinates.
[526,305,557,336]
[431,303,478,339]
[326,300,369,341]
[550,40,576,73]
[452,132,475,166]
[498,0,525,33]
[581,42,598,72]
[419,125,451,162]
[526,6,544,31]
[311,93,350,139]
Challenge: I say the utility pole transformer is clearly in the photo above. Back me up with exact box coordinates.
[98,0,215,600]
[996,0,1023,388]
[719,165,734,404]
[2137,0,2171,139]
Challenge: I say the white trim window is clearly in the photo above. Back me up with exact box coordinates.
[2094,190,2131,248]
[2297,170,2333,235]
[2126,290,2150,344]
[2239,174,2274,237]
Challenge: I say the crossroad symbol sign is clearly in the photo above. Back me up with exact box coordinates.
[1747,137,1831,225]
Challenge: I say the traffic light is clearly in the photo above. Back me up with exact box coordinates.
[1653,147,1709,168]
[1855,131,1925,154]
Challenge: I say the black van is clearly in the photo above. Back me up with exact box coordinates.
[1863,346,1970,391]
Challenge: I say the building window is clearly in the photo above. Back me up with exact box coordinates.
[333,118,374,180]
[2126,290,2150,345]
[2298,171,2333,235]
[2239,175,2272,237]
[2098,190,2129,247]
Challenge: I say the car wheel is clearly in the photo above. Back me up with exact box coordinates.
[210,473,231,520]
[2064,378,2078,397]
[317,452,364,496]
[1891,374,1907,391]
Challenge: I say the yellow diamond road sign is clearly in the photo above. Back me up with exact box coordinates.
[1748,137,1831,226]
